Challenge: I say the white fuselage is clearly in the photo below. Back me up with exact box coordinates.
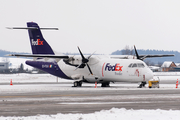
[57,55,153,83]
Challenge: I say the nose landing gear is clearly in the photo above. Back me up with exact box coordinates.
[138,81,146,88]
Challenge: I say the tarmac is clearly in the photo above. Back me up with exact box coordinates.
[0,82,180,116]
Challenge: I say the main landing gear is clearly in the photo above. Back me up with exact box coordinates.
[73,81,82,87]
[73,81,111,87]
[101,82,110,87]
[138,81,146,88]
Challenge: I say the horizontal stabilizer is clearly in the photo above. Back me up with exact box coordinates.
[7,54,69,59]
[6,27,58,30]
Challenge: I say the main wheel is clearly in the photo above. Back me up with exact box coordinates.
[73,81,82,87]
[101,82,110,87]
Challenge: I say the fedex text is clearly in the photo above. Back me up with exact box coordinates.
[31,39,43,46]
[105,63,123,71]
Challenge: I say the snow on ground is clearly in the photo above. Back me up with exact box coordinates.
[0,73,180,119]
[1,108,180,120]
[153,72,180,84]
[153,76,180,85]
[0,73,69,83]
[0,73,178,92]
[154,72,180,76]
[0,57,33,70]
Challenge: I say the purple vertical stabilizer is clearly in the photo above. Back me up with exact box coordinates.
[27,22,54,55]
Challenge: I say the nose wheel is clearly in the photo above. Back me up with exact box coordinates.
[138,81,146,88]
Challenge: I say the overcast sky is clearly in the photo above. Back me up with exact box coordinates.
[1,0,180,54]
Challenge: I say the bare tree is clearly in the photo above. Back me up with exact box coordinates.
[144,60,155,66]
[121,45,134,55]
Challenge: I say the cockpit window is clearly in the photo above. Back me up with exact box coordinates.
[128,63,145,68]
[137,63,145,68]
[128,63,132,67]
[132,63,137,67]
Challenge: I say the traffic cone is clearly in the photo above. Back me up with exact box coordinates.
[176,79,178,88]
[10,79,13,86]
[95,82,97,88]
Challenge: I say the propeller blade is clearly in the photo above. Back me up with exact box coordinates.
[134,45,140,60]
[78,46,86,60]
[74,63,84,71]
[74,63,86,70]
[88,51,96,59]
[86,63,93,75]
[78,46,89,63]
[77,46,93,75]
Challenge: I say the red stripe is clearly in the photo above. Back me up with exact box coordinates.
[102,62,106,77]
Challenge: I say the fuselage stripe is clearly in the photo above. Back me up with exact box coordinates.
[102,62,106,77]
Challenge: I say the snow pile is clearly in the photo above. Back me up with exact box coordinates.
[154,72,180,76]
[1,108,180,120]
[0,73,69,83]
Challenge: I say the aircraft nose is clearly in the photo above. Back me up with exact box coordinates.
[145,71,153,81]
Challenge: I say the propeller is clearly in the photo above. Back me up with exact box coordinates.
[134,45,141,60]
[76,46,93,75]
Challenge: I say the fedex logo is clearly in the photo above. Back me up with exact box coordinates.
[105,63,123,71]
[31,39,43,46]
[42,64,53,68]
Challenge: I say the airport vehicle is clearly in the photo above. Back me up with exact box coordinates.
[148,81,159,88]
[8,22,155,87]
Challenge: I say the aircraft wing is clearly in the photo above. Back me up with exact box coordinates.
[7,54,69,59]
[110,54,174,60]
[139,54,174,60]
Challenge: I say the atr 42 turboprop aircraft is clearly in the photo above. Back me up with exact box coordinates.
[8,22,168,87]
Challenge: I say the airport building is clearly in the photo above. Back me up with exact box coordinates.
[160,61,180,72]
[150,61,180,72]
[161,61,176,72]
[0,61,9,72]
